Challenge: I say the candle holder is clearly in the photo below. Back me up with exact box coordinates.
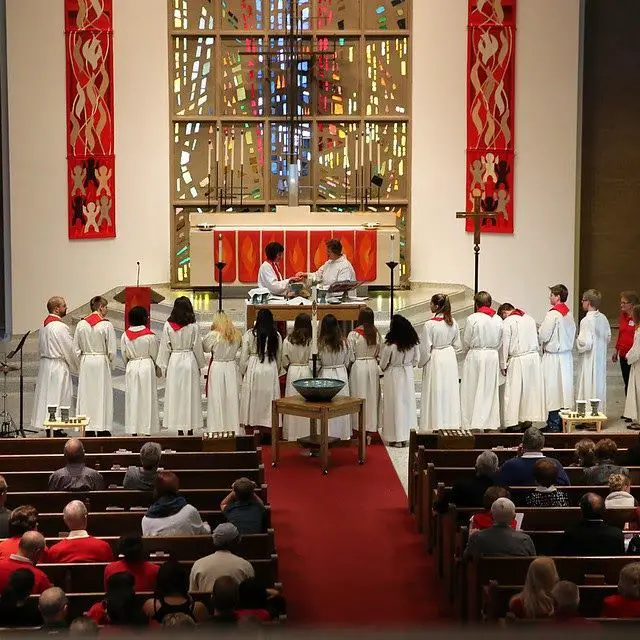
[590,398,600,417]
[576,399,586,418]
[215,261,226,313]
[386,261,399,317]
[48,405,57,422]
[311,353,319,379]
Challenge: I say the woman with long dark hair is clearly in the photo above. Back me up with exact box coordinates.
[419,294,462,431]
[86,571,149,628]
[157,296,205,433]
[380,314,420,446]
[240,308,282,431]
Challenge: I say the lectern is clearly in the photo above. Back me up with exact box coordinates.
[113,287,165,329]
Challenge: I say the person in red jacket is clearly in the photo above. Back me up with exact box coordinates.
[602,562,640,618]
[614,291,639,421]
[0,531,51,594]
[47,500,113,563]
[103,533,159,592]
[0,505,50,562]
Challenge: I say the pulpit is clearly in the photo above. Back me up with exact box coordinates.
[113,287,165,328]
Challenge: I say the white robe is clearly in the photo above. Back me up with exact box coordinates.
[203,330,241,434]
[576,310,611,411]
[500,313,545,426]
[31,317,79,428]
[121,327,160,435]
[419,316,462,431]
[539,308,576,412]
[282,338,312,441]
[380,343,419,443]
[460,312,502,430]
[309,254,357,296]
[347,331,380,432]
[624,330,640,421]
[318,343,353,440]
[258,261,290,296]
[157,322,205,432]
[239,331,282,428]
[74,316,117,431]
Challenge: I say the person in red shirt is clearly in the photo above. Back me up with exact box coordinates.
[0,531,51,595]
[614,291,639,420]
[0,505,50,562]
[47,500,113,564]
[104,533,159,592]
[601,562,640,618]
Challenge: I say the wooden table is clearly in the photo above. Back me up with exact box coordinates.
[246,302,366,330]
[42,419,89,438]
[560,412,607,433]
[271,396,366,474]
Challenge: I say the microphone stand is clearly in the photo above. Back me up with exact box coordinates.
[8,331,33,437]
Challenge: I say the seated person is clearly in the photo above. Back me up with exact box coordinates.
[0,568,43,627]
[0,475,10,539]
[48,438,105,492]
[525,458,570,507]
[87,571,148,628]
[38,587,69,632]
[0,505,49,561]
[104,533,159,592]
[605,473,635,509]
[551,581,595,626]
[495,427,570,487]
[221,478,266,535]
[211,576,240,626]
[580,438,629,485]
[463,498,536,559]
[509,557,559,619]
[601,562,640,618]
[123,442,162,491]
[142,472,211,537]
[47,500,114,563]
[237,578,286,622]
[469,486,516,532]
[557,492,625,556]
[0,531,51,594]
[569,439,596,468]
[69,615,99,636]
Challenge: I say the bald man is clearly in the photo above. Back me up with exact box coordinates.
[31,296,79,430]
[48,439,105,492]
[0,531,52,594]
[39,587,69,631]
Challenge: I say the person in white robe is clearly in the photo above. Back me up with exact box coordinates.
[282,312,313,441]
[347,307,381,434]
[74,296,117,432]
[623,305,640,427]
[576,289,612,412]
[157,296,205,433]
[300,238,357,297]
[239,308,282,430]
[460,291,503,430]
[203,311,242,434]
[258,241,301,296]
[121,306,160,436]
[31,296,79,428]
[419,294,462,431]
[539,284,577,430]
[317,314,353,440]
[380,314,420,445]
[497,303,545,429]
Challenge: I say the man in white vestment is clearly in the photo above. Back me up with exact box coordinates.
[257,241,301,296]
[461,291,503,430]
[73,296,117,432]
[576,288,611,412]
[539,284,576,432]
[497,303,545,430]
[301,238,357,296]
[31,297,79,428]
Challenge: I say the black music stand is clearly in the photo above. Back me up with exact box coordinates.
[7,331,33,437]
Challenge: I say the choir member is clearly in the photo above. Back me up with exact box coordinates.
[299,239,357,293]
[419,294,461,431]
[497,303,545,430]
[614,291,639,405]
[157,296,205,434]
[380,314,420,446]
[539,284,576,432]
[623,304,640,429]
[460,291,503,431]
[239,309,282,432]
[31,296,78,429]
[203,312,242,434]
[74,296,117,432]
[576,289,611,412]
[121,306,160,436]
[282,313,312,441]
[317,314,353,440]
[258,242,300,296]
[347,307,381,435]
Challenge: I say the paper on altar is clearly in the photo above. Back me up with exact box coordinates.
[286,297,312,306]
[248,287,270,298]
[349,296,370,302]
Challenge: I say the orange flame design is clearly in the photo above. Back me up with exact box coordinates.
[241,236,257,273]
[291,240,305,273]
[313,242,325,269]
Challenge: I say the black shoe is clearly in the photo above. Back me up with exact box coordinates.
[622,416,633,423]
[541,425,562,434]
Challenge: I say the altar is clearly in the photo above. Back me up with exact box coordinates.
[188,206,399,288]
[246,302,366,330]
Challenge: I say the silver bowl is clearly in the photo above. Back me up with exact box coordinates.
[293,378,345,402]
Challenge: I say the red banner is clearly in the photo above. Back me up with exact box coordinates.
[237,231,261,283]
[284,231,308,278]
[354,230,377,281]
[214,231,237,283]
[310,231,333,271]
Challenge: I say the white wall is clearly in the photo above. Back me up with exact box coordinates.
[6,0,170,333]
[411,0,582,322]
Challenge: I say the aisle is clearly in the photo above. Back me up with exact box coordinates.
[264,443,451,627]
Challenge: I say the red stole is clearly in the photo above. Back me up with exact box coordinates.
[551,303,570,316]
[125,327,154,341]
[168,321,187,332]
[431,316,445,322]
[511,309,525,317]
[43,315,62,327]
[477,306,496,317]
[268,260,283,281]
[84,312,106,327]
[354,326,366,338]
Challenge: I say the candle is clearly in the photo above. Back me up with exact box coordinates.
[354,134,359,171]
[311,301,318,355]
[207,126,213,178]
[230,129,235,170]
[216,126,220,163]
[390,234,395,262]
[218,233,223,262]
[377,142,381,172]
[224,131,229,168]
[369,137,373,164]
[240,129,245,167]
[360,131,365,167]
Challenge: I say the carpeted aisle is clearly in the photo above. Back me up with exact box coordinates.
[264,443,451,627]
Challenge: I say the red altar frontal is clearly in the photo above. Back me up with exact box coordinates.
[188,207,399,287]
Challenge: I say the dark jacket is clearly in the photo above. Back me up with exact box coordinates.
[557,520,625,556]
[463,523,536,560]
[434,474,494,515]
[580,462,629,486]
[495,454,570,487]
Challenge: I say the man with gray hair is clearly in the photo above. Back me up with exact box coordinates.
[123,441,162,491]
[463,497,536,559]
[495,426,570,487]
[48,439,105,492]
[39,587,69,631]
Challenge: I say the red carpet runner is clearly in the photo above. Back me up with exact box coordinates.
[264,444,451,627]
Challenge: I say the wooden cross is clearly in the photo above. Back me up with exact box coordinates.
[456,188,499,294]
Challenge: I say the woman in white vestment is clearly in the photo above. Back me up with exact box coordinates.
[157,296,205,433]
[258,241,295,296]
[282,313,313,441]
[623,305,640,427]
[203,312,242,434]
[380,314,420,446]
[121,306,160,435]
[318,314,353,440]
[347,307,381,434]
[419,294,462,432]
[239,308,282,430]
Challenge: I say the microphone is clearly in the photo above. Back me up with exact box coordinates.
[136,262,140,287]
